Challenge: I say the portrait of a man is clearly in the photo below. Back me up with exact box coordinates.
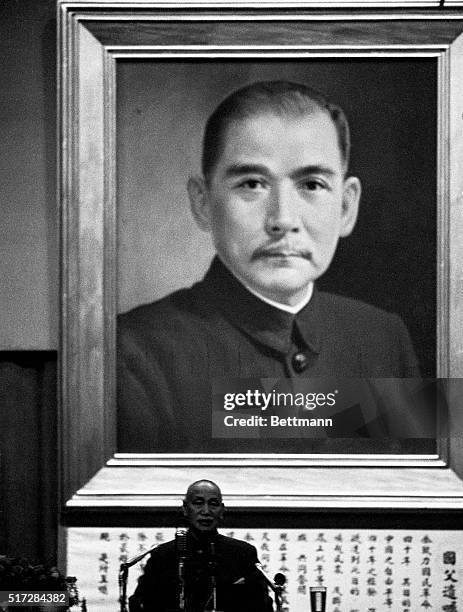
[117,79,426,454]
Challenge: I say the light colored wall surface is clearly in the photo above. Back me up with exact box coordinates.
[0,0,57,350]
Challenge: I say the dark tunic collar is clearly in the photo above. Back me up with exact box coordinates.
[187,527,219,549]
[200,257,321,356]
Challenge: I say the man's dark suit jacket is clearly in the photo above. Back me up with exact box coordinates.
[129,530,273,612]
[117,257,420,453]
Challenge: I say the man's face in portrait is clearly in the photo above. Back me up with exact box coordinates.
[189,111,361,306]
[183,481,224,532]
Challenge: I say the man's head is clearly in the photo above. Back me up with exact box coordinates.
[182,479,224,532]
[188,80,361,307]
[201,80,352,181]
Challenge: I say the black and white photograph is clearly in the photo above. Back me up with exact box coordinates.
[1,2,463,610]
[116,60,437,455]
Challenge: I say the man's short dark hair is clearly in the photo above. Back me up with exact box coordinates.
[201,80,351,181]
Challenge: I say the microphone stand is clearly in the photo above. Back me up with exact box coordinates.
[255,564,285,612]
[210,570,218,612]
[118,545,159,612]
[178,555,186,610]
[273,581,284,612]
[207,542,223,612]
[175,528,187,612]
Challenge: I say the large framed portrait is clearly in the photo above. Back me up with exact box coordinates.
[59,1,463,513]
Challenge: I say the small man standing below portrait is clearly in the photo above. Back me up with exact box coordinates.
[129,480,274,612]
[117,81,420,452]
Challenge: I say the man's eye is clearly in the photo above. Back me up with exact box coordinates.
[238,179,265,190]
[301,179,325,191]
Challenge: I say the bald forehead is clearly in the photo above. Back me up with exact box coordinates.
[185,480,222,501]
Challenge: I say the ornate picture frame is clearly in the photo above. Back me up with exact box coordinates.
[59,0,463,514]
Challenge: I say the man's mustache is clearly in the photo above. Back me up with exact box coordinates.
[251,244,312,261]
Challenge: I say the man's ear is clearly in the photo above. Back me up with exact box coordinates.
[218,502,225,521]
[339,176,361,237]
[188,176,212,232]
[182,500,188,518]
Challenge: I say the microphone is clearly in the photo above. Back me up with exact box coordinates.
[176,527,188,558]
[254,563,286,593]
[255,563,286,612]
[274,573,286,587]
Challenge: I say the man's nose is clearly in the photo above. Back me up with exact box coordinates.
[264,184,300,237]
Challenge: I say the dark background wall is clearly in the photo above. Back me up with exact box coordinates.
[0,0,58,563]
[0,0,57,351]
[0,352,57,563]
